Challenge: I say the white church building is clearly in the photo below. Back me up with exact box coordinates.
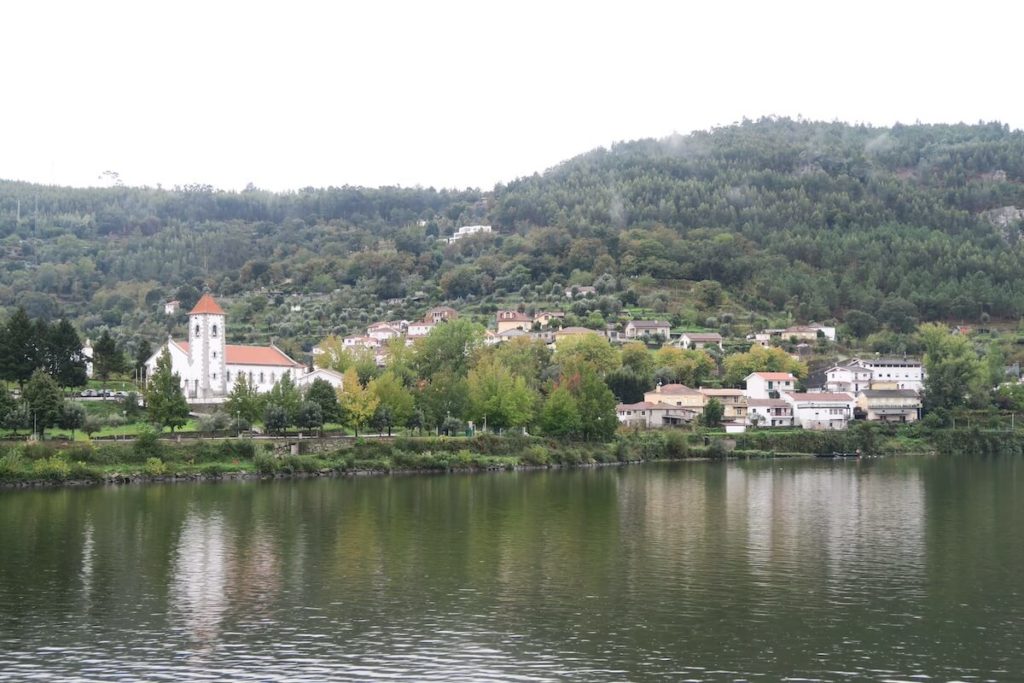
[145,293,335,400]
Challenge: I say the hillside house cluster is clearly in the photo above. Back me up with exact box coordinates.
[617,363,922,431]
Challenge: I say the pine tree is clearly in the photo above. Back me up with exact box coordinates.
[48,318,88,388]
[0,308,40,387]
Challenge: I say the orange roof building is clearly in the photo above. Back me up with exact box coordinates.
[145,293,308,400]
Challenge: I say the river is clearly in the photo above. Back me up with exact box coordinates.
[1,456,1022,680]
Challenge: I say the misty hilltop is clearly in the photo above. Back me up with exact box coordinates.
[1,117,1023,354]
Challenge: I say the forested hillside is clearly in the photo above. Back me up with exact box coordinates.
[2,118,1023,356]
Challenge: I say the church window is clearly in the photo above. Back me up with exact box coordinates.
[212,324,218,337]
[212,373,217,380]
[195,324,200,336]
[212,351,217,359]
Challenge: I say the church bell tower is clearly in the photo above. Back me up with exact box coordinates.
[188,293,227,398]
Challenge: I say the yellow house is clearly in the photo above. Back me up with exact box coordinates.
[643,383,705,411]
[496,310,534,334]
[699,388,748,421]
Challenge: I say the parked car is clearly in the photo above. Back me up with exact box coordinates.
[80,389,97,397]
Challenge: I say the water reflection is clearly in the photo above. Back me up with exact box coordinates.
[0,458,1021,680]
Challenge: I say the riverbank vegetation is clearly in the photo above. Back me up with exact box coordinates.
[0,423,951,487]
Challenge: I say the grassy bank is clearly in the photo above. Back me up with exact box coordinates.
[0,425,944,488]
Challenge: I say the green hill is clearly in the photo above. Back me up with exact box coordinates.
[1,117,1023,356]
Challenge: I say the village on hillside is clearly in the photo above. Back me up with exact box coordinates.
[145,293,926,435]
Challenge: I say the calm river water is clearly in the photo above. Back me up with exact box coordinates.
[1,456,1023,681]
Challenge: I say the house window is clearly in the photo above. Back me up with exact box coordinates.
[226,371,231,382]
[259,372,264,384]
[271,372,276,383]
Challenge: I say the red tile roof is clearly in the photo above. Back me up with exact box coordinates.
[749,372,797,380]
[177,342,302,367]
[189,293,225,315]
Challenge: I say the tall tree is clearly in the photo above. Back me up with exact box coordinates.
[93,330,128,392]
[412,319,485,379]
[919,323,986,413]
[539,384,581,439]
[134,339,153,384]
[305,377,341,424]
[265,373,302,426]
[337,367,378,437]
[145,349,189,432]
[224,373,263,424]
[47,318,88,388]
[23,369,63,439]
[414,368,468,432]
[573,368,618,442]
[466,356,535,432]
[369,371,414,436]
[0,308,40,387]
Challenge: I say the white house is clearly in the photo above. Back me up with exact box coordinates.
[145,293,307,399]
[744,372,797,399]
[407,321,435,337]
[164,300,180,316]
[294,367,345,391]
[367,322,402,341]
[624,320,671,339]
[783,392,855,430]
[82,339,94,378]
[679,332,723,350]
[444,224,492,244]
[746,399,794,427]
[343,335,381,350]
[852,357,925,393]
[824,364,873,394]
[856,390,921,423]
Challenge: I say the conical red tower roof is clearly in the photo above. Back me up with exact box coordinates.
[189,293,225,315]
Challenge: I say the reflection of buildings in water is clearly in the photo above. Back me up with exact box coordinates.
[735,464,925,585]
[229,530,283,614]
[79,517,95,604]
[171,510,232,647]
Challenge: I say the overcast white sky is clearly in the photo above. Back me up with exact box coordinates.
[1,1,1020,192]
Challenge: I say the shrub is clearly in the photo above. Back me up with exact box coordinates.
[144,457,167,477]
[0,449,25,478]
[33,457,71,481]
[522,445,550,466]
[67,461,103,481]
[133,428,164,461]
[253,452,279,474]
[664,431,689,459]
[23,443,54,461]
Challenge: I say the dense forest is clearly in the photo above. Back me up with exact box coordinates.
[2,117,1023,358]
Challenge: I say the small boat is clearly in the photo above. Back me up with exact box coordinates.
[816,451,861,459]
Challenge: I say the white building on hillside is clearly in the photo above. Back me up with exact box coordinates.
[824,364,873,394]
[852,357,925,393]
[744,372,797,399]
[145,293,307,400]
[783,392,855,430]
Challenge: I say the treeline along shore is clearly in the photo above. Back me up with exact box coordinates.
[5,424,1013,489]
